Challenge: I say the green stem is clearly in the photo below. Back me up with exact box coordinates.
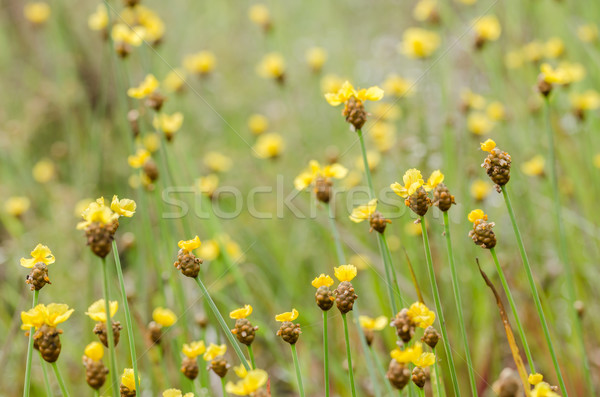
[291,344,306,397]
[112,241,141,393]
[432,347,444,397]
[357,129,374,193]
[23,290,39,397]
[489,248,535,371]
[342,313,357,397]
[247,344,256,369]
[442,212,478,396]
[193,277,250,370]
[101,258,120,393]
[368,344,395,396]
[94,390,99,397]
[327,203,346,264]
[221,376,227,397]
[501,185,567,394]
[417,387,425,397]
[419,216,459,396]
[50,362,69,397]
[41,359,53,397]
[544,98,591,395]
[323,311,330,397]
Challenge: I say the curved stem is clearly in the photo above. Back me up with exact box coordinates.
[442,212,478,396]
[101,258,120,393]
[40,359,53,397]
[112,241,141,393]
[489,248,535,371]
[342,313,357,397]
[291,344,306,397]
[420,216,459,396]
[247,345,256,369]
[23,290,39,397]
[50,362,70,397]
[323,311,330,397]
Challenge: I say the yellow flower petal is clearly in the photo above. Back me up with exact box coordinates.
[413,352,436,368]
[480,139,496,152]
[203,343,227,361]
[86,299,118,322]
[349,199,377,223]
[468,209,487,223]
[111,195,136,217]
[275,308,299,322]
[424,170,444,190]
[334,264,357,282]
[529,373,544,385]
[225,369,269,395]
[407,302,436,328]
[127,74,159,98]
[311,274,334,288]
[152,307,177,327]
[45,303,74,327]
[178,236,201,252]
[121,368,137,390]
[84,342,104,361]
[182,340,206,358]
[230,305,253,319]
[20,243,55,268]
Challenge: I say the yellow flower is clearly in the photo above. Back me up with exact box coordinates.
[203,343,227,361]
[111,23,143,46]
[529,373,544,386]
[86,299,118,322]
[204,151,232,173]
[225,369,269,395]
[371,103,402,121]
[486,101,506,121]
[197,174,219,197]
[217,234,245,262]
[391,342,423,364]
[558,61,586,84]
[256,53,285,80]
[540,63,569,85]
[248,114,269,135]
[320,74,345,95]
[20,243,55,269]
[294,160,348,190]
[248,4,270,29]
[128,74,159,98]
[413,352,436,368]
[84,342,104,361]
[371,122,397,152]
[355,151,381,172]
[504,50,524,69]
[578,24,599,43]
[88,4,108,31]
[468,209,487,223]
[424,170,444,190]
[349,199,378,223]
[128,148,151,168]
[153,307,177,327]
[233,363,249,378]
[77,197,117,230]
[5,196,30,217]
[24,2,50,24]
[311,274,334,288]
[153,112,184,135]
[325,81,384,107]
[163,389,194,397]
[544,37,565,59]
[44,303,75,327]
[413,0,437,22]
[407,302,435,328]
[460,89,486,111]
[184,51,217,76]
[178,236,201,252]
[405,221,422,236]
[391,168,425,198]
[470,179,492,201]
[21,305,46,330]
[467,112,494,135]
[230,305,253,319]
[275,308,299,322]
[382,75,414,98]
[522,155,545,176]
[121,368,137,390]
[480,139,496,152]
[163,69,186,93]
[531,382,560,397]
[253,133,285,159]
[182,340,206,358]
[399,28,440,59]
[523,41,544,63]
[306,47,327,72]
[474,15,501,42]
[570,90,600,111]
[334,264,357,282]
[111,195,136,217]
[32,159,55,183]
[359,315,388,331]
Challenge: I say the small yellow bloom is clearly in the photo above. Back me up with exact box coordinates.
[570,90,600,111]
[320,74,345,95]
[349,199,377,223]
[382,74,414,98]
[111,23,143,47]
[178,236,201,252]
[253,133,285,159]
[474,15,501,42]
[311,274,334,288]
[20,243,55,269]
[233,363,249,378]
[486,101,506,121]
[225,369,269,395]
[248,4,270,29]
[153,112,184,135]
[480,139,496,152]
[413,0,438,22]
[414,352,436,368]
[203,343,227,361]
[391,342,423,364]
[399,28,440,59]
[275,308,299,322]
[405,221,422,236]
[5,196,31,217]
[128,74,159,98]
[111,195,136,217]
[467,112,494,135]
[86,299,118,322]
[163,69,186,93]
[522,155,545,176]
[578,24,599,43]
[32,159,55,183]
[325,81,384,107]
[468,209,487,223]
[371,103,402,121]
[197,174,219,197]
[470,179,492,201]
[359,315,388,331]
[204,151,232,173]
[248,114,269,135]
[528,373,544,386]
[230,305,253,319]
[256,53,285,80]
[355,151,381,172]
[306,47,327,72]
[162,389,194,397]
[21,305,46,330]
[128,148,151,168]
[182,340,206,358]
[44,303,75,327]
[531,382,560,397]
[544,37,565,59]
[424,170,444,190]
[77,197,117,230]
[349,254,370,270]
[504,50,524,69]
[88,4,108,31]
[407,302,436,328]
[540,63,569,85]
[371,122,397,153]
[523,41,544,63]
[294,160,348,190]
[558,61,586,84]
[391,168,425,198]
[24,2,50,24]
[84,342,104,361]
[184,51,217,76]
[152,307,177,327]
[460,89,486,111]
[334,264,357,282]
[121,368,137,391]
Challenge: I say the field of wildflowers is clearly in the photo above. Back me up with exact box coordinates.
[3,0,600,396]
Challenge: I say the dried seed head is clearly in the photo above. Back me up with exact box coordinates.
[315,286,335,311]
[232,318,258,346]
[174,249,203,278]
[143,159,159,182]
[83,356,109,390]
[314,176,332,203]
[85,220,119,258]
[93,321,122,348]
[277,321,302,345]
[147,321,163,344]
[335,281,358,314]
[26,262,51,291]
[391,309,415,343]
[412,366,428,388]
[127,109,140,137]
[343,97,368,130]
[433,183,456,212]
[387,359,411,390]
[364,329,375,346]
[181,356,199,380]
[537,75,553,97]
[492,367,522,397]
[145,92,166,112]
[369,211,392,234]
[421,326,441,349]
[482,147,512,187]
[116,42,131,58]
[406,187,432,216]
[120,383,136,397]
[468,219,497,249]
[209,357,230,378]
[35,324,62,363]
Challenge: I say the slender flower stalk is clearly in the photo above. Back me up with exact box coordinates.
[419,216,460,396]
[368,344,395,396]
[431,348,443,397]
[544,98,592,395]
[442,211,478,396]
[101,258,120,392]
[221,377,227,397]
[342,313,357,397]
[112,241,141,393]
[247,344,256,369]
[489,248,535,371]
[41,359,53,397]
[51,362,70,397]
[322,311,331,397]
[23,290,39,397]
[291,344,306,397]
